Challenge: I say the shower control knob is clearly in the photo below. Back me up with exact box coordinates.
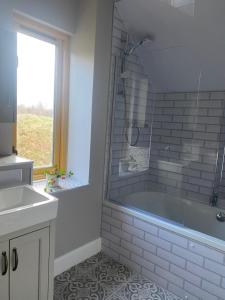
[216,212,225,222]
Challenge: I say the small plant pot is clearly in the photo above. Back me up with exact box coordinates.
[46,174,59,188]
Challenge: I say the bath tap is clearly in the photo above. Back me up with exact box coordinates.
[216,212,225,222]
[210,192,218,207]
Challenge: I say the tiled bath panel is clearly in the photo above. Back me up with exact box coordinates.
[54,252,180,300]
[101,203,225,300]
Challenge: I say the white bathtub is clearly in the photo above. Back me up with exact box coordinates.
[111,191,225,245]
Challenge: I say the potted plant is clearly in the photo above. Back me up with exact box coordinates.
[45,166,73,191]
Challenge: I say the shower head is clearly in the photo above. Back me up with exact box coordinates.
[125,37,153,56]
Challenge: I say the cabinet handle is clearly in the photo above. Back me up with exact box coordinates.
[12,248,18,271]
[2,251,8,276]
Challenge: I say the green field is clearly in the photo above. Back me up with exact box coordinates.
[17,114,53,168]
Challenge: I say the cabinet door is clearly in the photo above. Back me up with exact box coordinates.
[10,228,49,300]
[0,29,17,123]
[0,241,9,300]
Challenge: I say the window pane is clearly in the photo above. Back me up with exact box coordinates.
[17,32,56,168]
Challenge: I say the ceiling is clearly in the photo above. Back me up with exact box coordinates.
[117,0,225,92]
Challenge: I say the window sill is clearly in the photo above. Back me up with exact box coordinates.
[33,177,88,195]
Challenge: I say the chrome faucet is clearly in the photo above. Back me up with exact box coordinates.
[216,212,225,222]
[210,192,218,207]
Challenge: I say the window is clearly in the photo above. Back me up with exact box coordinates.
[13,14,70,180]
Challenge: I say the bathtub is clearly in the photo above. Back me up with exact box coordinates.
[111,191,225,243]
[102,192,225,299]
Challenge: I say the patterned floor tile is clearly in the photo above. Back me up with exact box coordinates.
[107,295,125,300]
[114,277,181,300]
[95,257,132,283]
[95,256,133,298]
[78,251,108,268]
[54,252,182,300]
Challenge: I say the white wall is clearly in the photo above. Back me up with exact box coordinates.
[67,0,97,184]
[55,0,114,257]
[0,0,80,32]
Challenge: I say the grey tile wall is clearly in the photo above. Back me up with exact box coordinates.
[101,203,225,300]
[148,91,225,206]
[105,5,225,208]
[105,7,153,200]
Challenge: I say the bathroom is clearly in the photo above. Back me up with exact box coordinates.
[0,0,225,299]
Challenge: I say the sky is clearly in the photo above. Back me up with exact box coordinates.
[17,32,56,110]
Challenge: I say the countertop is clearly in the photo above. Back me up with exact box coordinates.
[0,155,33,168]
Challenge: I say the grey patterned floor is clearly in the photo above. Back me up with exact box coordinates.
[54,252,182,300]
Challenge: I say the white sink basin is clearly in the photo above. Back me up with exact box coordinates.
[0,185,58,236]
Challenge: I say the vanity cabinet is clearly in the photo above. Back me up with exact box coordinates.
[10,228,49,300]
[0,29,17,123]
[0,225,54,300]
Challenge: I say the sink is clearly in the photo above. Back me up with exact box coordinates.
[0,185,58,236]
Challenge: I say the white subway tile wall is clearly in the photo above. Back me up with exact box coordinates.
[105,8,153,200]
[149,92,225,206]
[101,203,225,300]
[105,6,225,208]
